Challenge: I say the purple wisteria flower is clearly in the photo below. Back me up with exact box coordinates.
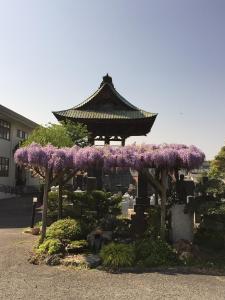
[14,143,205,174]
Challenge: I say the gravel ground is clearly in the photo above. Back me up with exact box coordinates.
[0,197,225,300]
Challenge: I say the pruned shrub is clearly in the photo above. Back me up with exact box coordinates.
[135,238,178,267]
[66,240,88,254]
[100,242,135,268]
[46,218,82,241]
[113,217,132,239]
[37,238,62,255]
[194,227,225,250]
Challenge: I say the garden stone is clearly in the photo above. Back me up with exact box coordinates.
[85,254,101,268]
[179,251,194,261]
[174,239,193,254]
[61,254,101,268]
[45,254,62,266]
[87,229,112,251]
[61,254,87,267]
[31,227,40,235]
[174,239,200,260]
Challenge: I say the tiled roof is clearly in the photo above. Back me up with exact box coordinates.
[53,109,156,120]
[73,82,138,110]
[53,75,157,122]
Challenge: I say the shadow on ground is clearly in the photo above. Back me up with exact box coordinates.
[0,196,41,228]
[113,266,225,276]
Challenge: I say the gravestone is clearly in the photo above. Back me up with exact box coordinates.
[171,204,194,242]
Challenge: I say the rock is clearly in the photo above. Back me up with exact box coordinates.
[61,254,101,268]
[174,239,200,261]
[28,254,40,265]
[31,227,40,235]
[87,229,112,251]
[85,254,101,268]
[174,239,193,254]
[61,254,88,267]
[45,254,62,266]
[179,251,194,261]
[102,231,112,241]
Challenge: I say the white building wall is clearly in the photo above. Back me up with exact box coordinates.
[0,107,39,189]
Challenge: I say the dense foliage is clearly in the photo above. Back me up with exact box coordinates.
[100,242,135,268]
[15,143,204,241]
[46,218,82,241]
[135,238,178,267]
[194,227,225,250]
[66,240,88,254]
[37,238,62,255]
[209,145,225,180]
[47,190,122,229]
[22,122,88,148]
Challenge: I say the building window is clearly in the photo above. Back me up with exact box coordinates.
[0,157,9,177]
[0,119,10,140]
[17,129,28,139]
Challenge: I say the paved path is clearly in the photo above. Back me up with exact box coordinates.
[0,197,225,300]
[0,196,39,228]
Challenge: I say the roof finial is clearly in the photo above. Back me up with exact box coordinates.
[100,73,114,88]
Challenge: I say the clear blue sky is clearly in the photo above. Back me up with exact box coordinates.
[0,0,224,159]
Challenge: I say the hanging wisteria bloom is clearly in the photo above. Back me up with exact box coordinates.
[15,143,205,175]
[14,143,80,179]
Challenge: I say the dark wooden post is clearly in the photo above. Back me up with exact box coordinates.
[58,183,63,219]
[105,136,110,145]
[132,168,149,236]
[88,134,95,146]
[30,197,37,228]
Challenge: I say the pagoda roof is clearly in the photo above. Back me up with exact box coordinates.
[53,74,157,121]
[53,109,155,120]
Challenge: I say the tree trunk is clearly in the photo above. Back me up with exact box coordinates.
[40,170,50,244]
[160,170,168,240]
[58,183,63,220]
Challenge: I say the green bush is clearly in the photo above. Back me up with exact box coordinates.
[47,191,58,220]
[66,240,88,253]
[100,242,135,268]
[35,221,42,228]
[194,227,225,250]
[207,204,225,215]
[113,218,132,239]
[37,238,62,255]
[144,207,161,239]
[135,238,178,267]
[46,218,82,241]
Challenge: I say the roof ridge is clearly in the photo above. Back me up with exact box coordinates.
[72,82,139,111]
[73,84,105,109]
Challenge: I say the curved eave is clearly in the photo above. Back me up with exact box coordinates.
[53,109,157,121]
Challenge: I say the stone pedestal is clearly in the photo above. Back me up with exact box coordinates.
[171,204,194,242]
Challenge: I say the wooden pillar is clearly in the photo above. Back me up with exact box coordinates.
[88,134,95,146]
[105,136,110,145]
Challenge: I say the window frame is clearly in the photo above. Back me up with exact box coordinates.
[0,119,10,141]
[17,129,28,140]
[0,157,9,177]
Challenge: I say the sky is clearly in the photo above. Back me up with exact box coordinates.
[0,0,224,159]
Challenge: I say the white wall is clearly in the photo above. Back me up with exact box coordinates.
[0,112,39,188]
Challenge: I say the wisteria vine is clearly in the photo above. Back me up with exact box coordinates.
[14,143,205,175]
